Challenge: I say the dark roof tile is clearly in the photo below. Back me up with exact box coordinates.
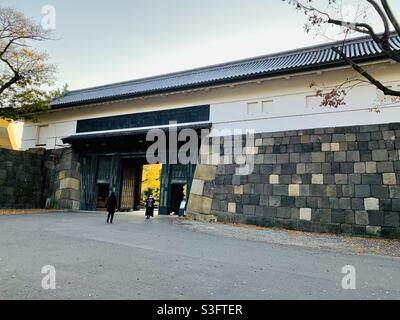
[52,34,400,108]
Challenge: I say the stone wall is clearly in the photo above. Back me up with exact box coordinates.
[43,148,81,211]
[0,147,80,211]
[187,165,218,222]
[0,148,45,209]
[187,123,400,239]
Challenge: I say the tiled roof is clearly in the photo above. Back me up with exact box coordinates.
[52,34,400,108]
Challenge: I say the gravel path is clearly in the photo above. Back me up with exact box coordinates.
[175,219,400,257]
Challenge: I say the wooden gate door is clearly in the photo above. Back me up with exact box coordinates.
[80,155,98,211]
[120,160,135,211]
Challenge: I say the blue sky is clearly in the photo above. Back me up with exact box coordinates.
[3,1,399,90]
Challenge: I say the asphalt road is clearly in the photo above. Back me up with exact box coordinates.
[0,212,399,300]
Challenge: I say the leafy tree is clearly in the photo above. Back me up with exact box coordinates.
[284,0,400,109]
[0,6,59,121]
[141,164,162,203]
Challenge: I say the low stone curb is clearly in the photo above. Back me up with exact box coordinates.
[0,209,66,216]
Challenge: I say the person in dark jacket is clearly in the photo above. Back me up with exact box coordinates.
[145,195,155,220]
[106,192,118,224]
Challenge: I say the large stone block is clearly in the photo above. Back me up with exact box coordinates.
[187,194,213,215]
[366,162,377,173]
[273,185,288,196]
[59,178,80,191]
[377,162,394,173]
[383,212,400,228]
[368,211,383,226]
[354,162,366,174]
[372,150,388,161]
[366,226,381,237]
[277,207,292,219]
[345,210,355,224]
[362,174,382,185]
[243,205,256,216]
[355,211,369,225]
[390,186,400,198]
[312,174,324,185]
[269,175,279,184]
[383,173,396,185]
[300,208,312,221]
[371,185,389,198]
[355,185,371,198]
[364,198,379,211]
[318,209,332,224]
[347,151,360,162]
[71,200,80,211]
[296,163,306,174]
[312,152,325,163]
[194,165,217,181]
[234,185,244,195]
[334,152,346,162]
[335,174,348,185]
[190,179,205,196]
[288,184,300,197]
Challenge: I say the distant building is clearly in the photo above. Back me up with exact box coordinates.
[19,34,400,237]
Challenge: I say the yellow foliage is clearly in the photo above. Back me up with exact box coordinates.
[141,164,162,193]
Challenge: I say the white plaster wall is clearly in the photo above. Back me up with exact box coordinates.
[21,61,400,150]
[10,121,24,149]
[21,121,77,150]
[21,125,38,150]
[46,121,77,149]
[210,81,400,135]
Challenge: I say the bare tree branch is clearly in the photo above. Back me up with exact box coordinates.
[0,71,20,95]
[328,18,378,36]
[332,46,400,96]
[380,0,400,34]
[284,0,400,104]
[365,0,390,35]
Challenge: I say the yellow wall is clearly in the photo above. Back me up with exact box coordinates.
[0,119,19,150]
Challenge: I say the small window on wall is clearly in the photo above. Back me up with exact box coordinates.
[247,102,261,115]
[36,125,48,147]
[262,100,274,114]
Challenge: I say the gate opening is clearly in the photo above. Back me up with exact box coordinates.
[169,184,186,215]
[96,183,109,209]
[140,164,162,210]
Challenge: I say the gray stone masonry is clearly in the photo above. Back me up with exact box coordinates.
[0,148,44,209]
[188,123,400,239]
[0,147,80,211]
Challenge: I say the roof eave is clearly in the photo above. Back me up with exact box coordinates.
[51,53,390,110]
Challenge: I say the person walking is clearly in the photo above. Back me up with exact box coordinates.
[106,192,118,224]
[145,195,156,220]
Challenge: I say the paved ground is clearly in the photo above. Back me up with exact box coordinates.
[0,211,399,300]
